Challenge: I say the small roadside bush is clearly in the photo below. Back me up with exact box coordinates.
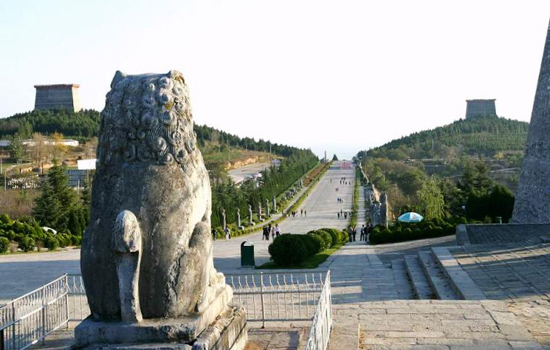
[268,234,321,267]
[306,233,323,254]
[307,230,332,250]
[18,236,35,252]
[318,228,341,247]
[45,236,59,251]
[0,237,9,254]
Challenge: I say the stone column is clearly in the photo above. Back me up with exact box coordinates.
[513,20,550,223]
[236,208,241,228]
[266,199,270,217]
[273,196,277,213]
[258,203,262,221]
[222,208,227,230]
[248,204,253,225]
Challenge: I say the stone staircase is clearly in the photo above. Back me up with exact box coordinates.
[402,248,461,300]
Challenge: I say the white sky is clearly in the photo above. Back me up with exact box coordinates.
[1,1,549,159]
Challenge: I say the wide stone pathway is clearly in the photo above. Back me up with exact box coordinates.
[322,241,543,350]
[211,161,355,273]
[0,162,354,304]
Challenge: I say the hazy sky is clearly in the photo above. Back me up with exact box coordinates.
[1,1,550,159]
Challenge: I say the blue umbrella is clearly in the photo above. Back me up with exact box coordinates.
[398,212,424,223]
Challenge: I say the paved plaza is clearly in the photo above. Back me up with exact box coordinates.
[3,161,550,349]
[0,162,355,303]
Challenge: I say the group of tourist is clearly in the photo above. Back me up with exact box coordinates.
[289,209,307,218]
[337,211,349,219]
[211,227,233,240]
[262,223,280,240]
[336,197,345,203]
[339,177,351,185]
[346,223,371,242]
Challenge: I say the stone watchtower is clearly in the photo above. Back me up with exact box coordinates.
[34,84,81,112]
[465,99,497,119]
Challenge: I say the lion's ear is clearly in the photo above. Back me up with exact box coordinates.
[168,70,185,84]
[111,71,127,88]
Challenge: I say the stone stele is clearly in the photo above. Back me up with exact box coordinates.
[513,21,550,224]
[77,70,247,350]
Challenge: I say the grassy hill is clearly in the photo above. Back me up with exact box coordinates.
[361,115,528,160]
[0,109,311,172]
[356,115,529,217]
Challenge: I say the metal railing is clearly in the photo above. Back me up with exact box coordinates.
[0,275,69,350]
[226,271,327,328]
[0,275,90,350]
[304,271,332,350]
[1,271,332,350]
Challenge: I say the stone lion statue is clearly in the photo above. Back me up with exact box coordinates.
[81,70,227,321]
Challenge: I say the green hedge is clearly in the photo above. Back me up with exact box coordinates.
[369,217,468,245]
[308,230,332,250]
[0,214,81,252]
[268,234,321,267]
[307,228,347,248]
[0,237,9,254]
[267,227,345,267]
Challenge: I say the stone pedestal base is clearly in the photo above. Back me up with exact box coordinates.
[74,306,247,350]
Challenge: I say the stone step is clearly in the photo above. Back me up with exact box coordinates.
[403,255,435,300]
[431,247,486,300]
[327,323,359,350]
[418,251,460,300]
[390,259,415,300]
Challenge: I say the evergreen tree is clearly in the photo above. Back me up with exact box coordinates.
[332,154,339,161]
[33,164,81,233]
[9,133,25,162]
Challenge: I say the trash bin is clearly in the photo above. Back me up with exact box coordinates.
[241,241,255,267]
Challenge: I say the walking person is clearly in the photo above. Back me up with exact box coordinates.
[224,226,231,240]
[212,228,217,241]
[271,225,276,240]
[360,225,365,241]
[352,226,357,242]
[366,222,371,243]
[347,226,353,242]
[304,210,307,217]
[275,224,280,237]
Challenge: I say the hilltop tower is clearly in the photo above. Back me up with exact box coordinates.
[465,99,496,119]
[34,84,81,112]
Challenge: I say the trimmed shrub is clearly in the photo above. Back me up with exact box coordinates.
[18,236,35,252]
[319,228,340,247]
[72,235,82,246]
[268,234,310,267]
[369,218,463,245]
[45,236,59,251]
[0,237,9,254]
[306,233,323,255]
[296,235,317,257]
[312,230,332,250]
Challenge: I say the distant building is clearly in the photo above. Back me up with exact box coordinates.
[465,99,497,119]
[0,139,79,147]
[34,84,81,112]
